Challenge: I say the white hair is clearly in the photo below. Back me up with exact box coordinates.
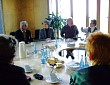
[20,21,28,29]
[0,34,18,48]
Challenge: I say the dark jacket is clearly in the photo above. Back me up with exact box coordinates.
[39,28,55,40]
[61,25,79,40]
[0,63,30,85]
[15,29,32,44]
[86,27,98,37]
[88,27,98,33]
[70,65,110,85]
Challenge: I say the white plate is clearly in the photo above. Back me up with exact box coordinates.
[24,65,33,73]
[66,61,80,70]
[46,77,61,83]
[25,69,33,73]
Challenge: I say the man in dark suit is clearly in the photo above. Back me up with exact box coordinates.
[15,21,33,44]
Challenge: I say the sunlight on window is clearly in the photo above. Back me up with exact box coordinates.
[58,0,71,18]
[49,0,56,14]
[89,0,97,25]
[73,0,86,37]
[100,0,109,34]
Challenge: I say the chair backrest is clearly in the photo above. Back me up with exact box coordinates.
[35,30,39,40]
[10,32,15,36]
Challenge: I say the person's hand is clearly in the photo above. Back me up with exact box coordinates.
[46,38,51,40]
[46,38,51,42]
[81,27,83,32]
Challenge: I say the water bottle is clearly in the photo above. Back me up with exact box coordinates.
[84,56,89,67]
[41,44,46,64]
[55,37,58,48]
[79,55,85,69]
[34,42,37,54]
[45,48,50,61]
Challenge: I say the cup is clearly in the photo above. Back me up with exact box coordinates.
[19,41,26,58]
[50,73,58,82]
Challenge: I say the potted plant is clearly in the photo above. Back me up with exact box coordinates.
[45,12,67,38]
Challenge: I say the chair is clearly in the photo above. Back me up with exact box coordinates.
[10,32,15,36]
[35,29,40,40]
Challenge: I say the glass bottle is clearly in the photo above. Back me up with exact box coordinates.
[34,42,37,54]
[55,37,58,48]
[41,44,46,64]
[79,55,85,69]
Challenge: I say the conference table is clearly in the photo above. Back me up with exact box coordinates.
[14,39,86,85]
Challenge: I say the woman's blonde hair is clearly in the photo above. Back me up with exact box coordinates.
[86,32,110,65]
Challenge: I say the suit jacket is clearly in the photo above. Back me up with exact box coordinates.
[15,29,32,44]
[70,65,110,85]
[39,28,55,40]
[0,63,30,85]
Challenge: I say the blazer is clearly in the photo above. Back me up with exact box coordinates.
[15,29,32,44]
[0,63,30,85]
[39,28,55,40]
[70,65,110,85]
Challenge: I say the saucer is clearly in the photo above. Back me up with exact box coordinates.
[46,77,61,84]
[24,65,33,73]
[66,61,80,70]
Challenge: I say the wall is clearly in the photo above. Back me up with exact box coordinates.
[34,0,48,29]
[20,0,49,36]
[2,0,21,34]
[2,0,49,36]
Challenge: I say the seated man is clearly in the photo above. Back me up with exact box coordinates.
[61,18,79,59]
[70,32,110,85]
[15,21,33,44]
[0,34,30,85]
[39,20,55,40]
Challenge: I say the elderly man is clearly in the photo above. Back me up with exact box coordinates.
[15,21,32,44]
[61,18,79,59]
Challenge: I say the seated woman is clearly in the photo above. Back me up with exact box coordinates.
[39,20,55,40]
[0,34,30,85]
[15,21,33,44]
[70,32,110,85]
[81,19,98,37]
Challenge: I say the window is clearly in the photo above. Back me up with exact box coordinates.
[100,0,109,33]
[58,0,71,18]
[48,0,110,34]
[89,0,97,25]
[73,0,86,31]
[49,0,56,14]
